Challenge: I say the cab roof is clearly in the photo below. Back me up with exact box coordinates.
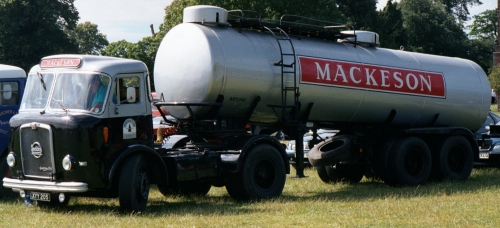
[0,64,26,79]
[29,54,148,76]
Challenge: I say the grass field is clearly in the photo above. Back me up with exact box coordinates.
[1,167,500,227]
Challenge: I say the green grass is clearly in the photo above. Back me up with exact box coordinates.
[2,167,500,227]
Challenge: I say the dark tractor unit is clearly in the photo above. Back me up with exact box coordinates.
[2,55,289,211]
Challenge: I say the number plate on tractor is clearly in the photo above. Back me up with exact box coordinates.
[479,152,490,159]
[30,192,50,201]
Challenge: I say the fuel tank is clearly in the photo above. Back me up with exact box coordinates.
[154,5,490,132]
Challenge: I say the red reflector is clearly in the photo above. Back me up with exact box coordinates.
[103,127,109,143]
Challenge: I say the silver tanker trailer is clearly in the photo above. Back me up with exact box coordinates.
[2,5,490,211]
[155,5,490,186]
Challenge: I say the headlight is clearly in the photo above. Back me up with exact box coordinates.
[492,144,500,153]
[6,152,15,167]
[62,155,74,171]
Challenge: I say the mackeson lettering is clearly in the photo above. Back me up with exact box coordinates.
[300,56,445,98]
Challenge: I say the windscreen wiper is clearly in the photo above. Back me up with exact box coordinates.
[37,72,46,91]
[51,97,68,113]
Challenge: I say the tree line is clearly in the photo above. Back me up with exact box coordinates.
[0,0,495,84]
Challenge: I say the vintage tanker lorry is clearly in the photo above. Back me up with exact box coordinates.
[3,5,490,211]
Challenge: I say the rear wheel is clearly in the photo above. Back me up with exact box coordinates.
[325,163,364,184]
[432,136,473,181]
[119,154,150,212]
[226,144,286,201]
[375,139,400,186]
[387,137,431,186]
[316,166,332,183]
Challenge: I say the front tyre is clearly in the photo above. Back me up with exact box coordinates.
[119,154,150,212]
[226,144,286,201]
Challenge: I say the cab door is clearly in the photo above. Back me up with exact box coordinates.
[106,73,153,148]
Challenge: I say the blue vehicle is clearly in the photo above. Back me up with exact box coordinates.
[0,64,26,198]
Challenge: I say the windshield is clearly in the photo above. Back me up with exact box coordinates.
[20,73,55,109]
[20,72,111,113]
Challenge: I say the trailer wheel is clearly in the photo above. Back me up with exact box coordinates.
[433,136,473,181]
[0,152,16,199]
[388,137,431,186]
[158,182,211,197]
[375,138,400,186]
[316,166,332,183]
[225,144,286,201]
[119,154,149,212]
[325,164,364,184]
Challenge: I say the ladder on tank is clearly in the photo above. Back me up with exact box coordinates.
[265,26,300,125]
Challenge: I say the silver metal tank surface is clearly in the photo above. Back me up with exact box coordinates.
[154,6,490,132]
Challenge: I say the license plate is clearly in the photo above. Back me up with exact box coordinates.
[479,152,490,159]
[30,192,50,202]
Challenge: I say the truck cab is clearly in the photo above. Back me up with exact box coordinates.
[0,64,26,198]
[3,55,159,206]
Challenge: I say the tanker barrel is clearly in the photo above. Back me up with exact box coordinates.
[154,5,490,132]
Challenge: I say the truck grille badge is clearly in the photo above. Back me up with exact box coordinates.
[31,142,43,158]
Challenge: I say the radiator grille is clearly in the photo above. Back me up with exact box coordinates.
[20,123,55,179]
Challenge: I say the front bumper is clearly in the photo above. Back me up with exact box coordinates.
[3,178,88,193]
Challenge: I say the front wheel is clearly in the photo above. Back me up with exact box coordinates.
[226,144,286,201]
[119,154,150,212]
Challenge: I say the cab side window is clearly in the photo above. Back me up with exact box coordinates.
[117,77,140,104]
[0,81,19,105]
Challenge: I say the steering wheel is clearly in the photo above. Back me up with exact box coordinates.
[90,102,103,112]
[33,98,47,106]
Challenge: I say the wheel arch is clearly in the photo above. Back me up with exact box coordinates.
[225,135,290,174]
[108,144,168,191]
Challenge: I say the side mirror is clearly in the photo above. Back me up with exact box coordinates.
[126,87,136,103]
[3,84,12,100]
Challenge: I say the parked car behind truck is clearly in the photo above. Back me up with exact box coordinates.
[0,64,25,198]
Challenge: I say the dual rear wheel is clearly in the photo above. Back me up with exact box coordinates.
[378,136,473,186]
[314,135,474,187]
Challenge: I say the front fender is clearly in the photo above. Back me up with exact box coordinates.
[108,144,168,187]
